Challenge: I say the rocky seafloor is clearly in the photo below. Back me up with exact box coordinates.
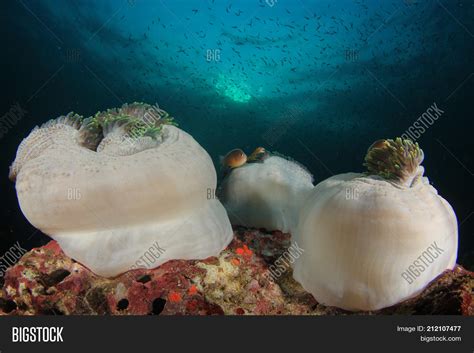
[0,227,472,315]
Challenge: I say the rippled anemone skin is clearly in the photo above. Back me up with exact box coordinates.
[292,138,458,311]
[9,103,233,277]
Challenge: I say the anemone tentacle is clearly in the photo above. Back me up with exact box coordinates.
[363,137,424,187]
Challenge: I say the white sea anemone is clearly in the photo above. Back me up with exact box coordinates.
[218,154,314,232]
[9,103,233,277]
[292,138,458,311]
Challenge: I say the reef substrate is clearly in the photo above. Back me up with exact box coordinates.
[0,227,472,315]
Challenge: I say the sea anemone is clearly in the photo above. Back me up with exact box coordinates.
[292,138,458,311]
[218,153,314,232]
[9,102,233,277]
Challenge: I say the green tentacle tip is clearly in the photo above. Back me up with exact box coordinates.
[363,137,424,185]
[66,112,84,122]
[75,103,178,150]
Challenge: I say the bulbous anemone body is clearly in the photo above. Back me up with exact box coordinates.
[218,155,314,232]
[10,103,233,277]
[292,139,458,311]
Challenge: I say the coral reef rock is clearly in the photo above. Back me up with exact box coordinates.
[1,227,472,315]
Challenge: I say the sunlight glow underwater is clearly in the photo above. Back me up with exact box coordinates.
[214,74,252,103]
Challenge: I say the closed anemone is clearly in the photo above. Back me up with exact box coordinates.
[292,138,458,311]
[218,154,314,232]
[9,103,233,277]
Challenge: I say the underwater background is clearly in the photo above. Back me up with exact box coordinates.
[0,0,473,269]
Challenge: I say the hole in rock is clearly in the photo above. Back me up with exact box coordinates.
[136,275,151,284]
[0,299,17,313]
[117,299,129,311]
[41,269,71,287]
[151,298,166,315]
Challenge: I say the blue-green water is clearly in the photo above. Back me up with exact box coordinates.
[0,0,473,267]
